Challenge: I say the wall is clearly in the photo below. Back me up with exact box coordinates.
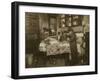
[0,0,99,81]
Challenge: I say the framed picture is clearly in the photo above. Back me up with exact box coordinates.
[11,1,98,79]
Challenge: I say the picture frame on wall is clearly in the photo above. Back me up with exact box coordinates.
[11,1,98,79]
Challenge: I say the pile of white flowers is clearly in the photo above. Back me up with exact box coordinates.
[39,37,71,56]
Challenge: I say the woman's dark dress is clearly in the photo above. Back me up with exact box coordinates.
[69,32,79,65]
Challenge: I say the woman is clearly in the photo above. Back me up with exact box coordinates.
[68,29,79,65]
